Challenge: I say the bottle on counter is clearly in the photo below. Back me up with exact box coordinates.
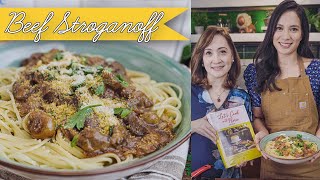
[217,18,223,27]
[225,19,232,33]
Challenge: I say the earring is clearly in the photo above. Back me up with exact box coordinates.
[202,63,204,67]
[232,59,235,62]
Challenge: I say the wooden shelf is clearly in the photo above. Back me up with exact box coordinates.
[192,0,320,8]
[191,33,320,43]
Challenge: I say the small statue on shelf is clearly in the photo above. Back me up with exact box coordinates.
[236,13,256,33]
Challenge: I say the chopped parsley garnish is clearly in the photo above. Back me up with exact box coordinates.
[114,107,131,118]
[307,143,314,148]
[275,150,283,156]
[95,84,105,95]
[71,134,79,147]
[64,104,102,130]
[80,56,87,64]
[105,67,113,73]
[83,67,94,75]
[54,52,63,61]
[96,66,104,72]
[297,141,304,147]
[67,61,79,76]
[297,134,302,139]
[46,73,56,81]
[115,74,128,87]
[109,125,114,136]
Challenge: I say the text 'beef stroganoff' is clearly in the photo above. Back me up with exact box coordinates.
[0,49,182,169]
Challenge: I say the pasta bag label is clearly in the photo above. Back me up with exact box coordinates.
[207,105,261,168]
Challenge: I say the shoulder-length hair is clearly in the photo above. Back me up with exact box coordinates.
[191,26,241,89]
[254,0,314,93]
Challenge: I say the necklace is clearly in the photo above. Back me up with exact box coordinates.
[214,89,227,102]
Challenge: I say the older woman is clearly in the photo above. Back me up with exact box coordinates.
[191,26,252,179]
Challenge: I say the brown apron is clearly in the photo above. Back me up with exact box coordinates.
[260,59,320,179]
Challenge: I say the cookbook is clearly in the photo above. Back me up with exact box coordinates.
[207,105,261,168]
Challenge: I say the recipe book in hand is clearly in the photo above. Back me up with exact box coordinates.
[207,105,261,168]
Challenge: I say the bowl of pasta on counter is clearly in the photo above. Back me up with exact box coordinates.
[259,131,320,165]
[0,42,191,179]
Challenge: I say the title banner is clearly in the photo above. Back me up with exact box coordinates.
[0,8,188,42]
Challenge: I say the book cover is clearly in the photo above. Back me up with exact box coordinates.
[207,105,261,168]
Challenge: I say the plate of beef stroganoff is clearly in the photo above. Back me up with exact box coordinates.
[0,41,191,179]
[259,131,320,165]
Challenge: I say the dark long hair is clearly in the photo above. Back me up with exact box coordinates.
[191,26,241,89]
[254,0,314,93]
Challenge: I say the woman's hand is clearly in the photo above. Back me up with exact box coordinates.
[310,133,320,163]
[191,116,217,144]
[254,130,269,159]
[236,160,254,168]
[310,152,320,163]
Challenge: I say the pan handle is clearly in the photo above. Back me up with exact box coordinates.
[191,164,212,179]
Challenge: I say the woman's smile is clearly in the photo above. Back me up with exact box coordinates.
[279,42,293,49]
[211,65,225,71]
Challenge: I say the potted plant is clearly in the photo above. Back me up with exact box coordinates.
[192,12,208,34]
[305,8,320,32]
[180,44,191,67]
[309,13,320,32]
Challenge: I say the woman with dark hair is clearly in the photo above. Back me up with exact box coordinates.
[191,26,252,179]
[244,0,320,179]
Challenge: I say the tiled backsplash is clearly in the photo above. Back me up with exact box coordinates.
[235,44,259,59]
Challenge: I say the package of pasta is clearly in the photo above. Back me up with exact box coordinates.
[207,105,261,168]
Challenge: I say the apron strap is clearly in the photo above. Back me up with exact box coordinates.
[298,57,306,77]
